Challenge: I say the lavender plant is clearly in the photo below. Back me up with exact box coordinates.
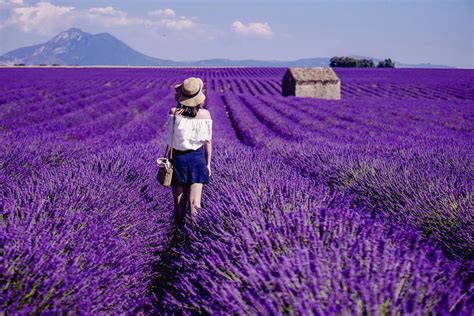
[0,67,472,314]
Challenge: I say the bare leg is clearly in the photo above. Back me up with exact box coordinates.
[172,183,188,227]
[188,183,203,224]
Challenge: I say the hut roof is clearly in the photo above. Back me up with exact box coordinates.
[286,67,340,84]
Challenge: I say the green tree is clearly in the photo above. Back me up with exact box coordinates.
[330,56,375,68]
[377,58,395,68]
[358,58,375,68]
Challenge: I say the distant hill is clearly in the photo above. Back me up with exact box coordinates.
[0,28,178,66]
[395,62,454,69]
[174,57,329,67]
[0,28,456,68]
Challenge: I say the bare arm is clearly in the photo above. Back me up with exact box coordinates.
[201,109,212,168]
[204,140,212,167]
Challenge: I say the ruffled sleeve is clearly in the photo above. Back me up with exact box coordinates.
[188,119,212,141]
[167,114,212,147]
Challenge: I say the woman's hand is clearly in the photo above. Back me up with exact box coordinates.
[207,164,211,177]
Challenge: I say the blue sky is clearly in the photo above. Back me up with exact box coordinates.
[0,0,472,67]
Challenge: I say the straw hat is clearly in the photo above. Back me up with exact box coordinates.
[174,77,206,107]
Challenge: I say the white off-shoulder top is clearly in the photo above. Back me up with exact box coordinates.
[166,114,213,151]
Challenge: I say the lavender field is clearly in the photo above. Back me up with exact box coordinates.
[1,67,473,314]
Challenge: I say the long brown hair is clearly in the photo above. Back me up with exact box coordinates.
[176,102,204,118]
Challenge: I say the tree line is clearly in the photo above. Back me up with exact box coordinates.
[330,56,395,68]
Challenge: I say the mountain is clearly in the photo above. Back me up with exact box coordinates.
[395,62,454,69]
[0,28,179,66]
[0,28,456,68]
[174,57,330,67]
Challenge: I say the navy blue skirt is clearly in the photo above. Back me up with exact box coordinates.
[170,145,209,185]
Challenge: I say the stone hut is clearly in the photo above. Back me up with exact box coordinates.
[282,67,341,100]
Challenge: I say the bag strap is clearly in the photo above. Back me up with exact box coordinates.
[168,109,178,159]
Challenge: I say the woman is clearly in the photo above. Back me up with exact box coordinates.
[166,77,212,227]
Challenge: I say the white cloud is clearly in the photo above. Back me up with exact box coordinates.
[148,8,194,31]
[2,2,150,32]
[88,7,127,17]
[4,2,76,35]
[158,17,194,30]
[0,0,23,9]
[86,6,138,27]
[148,8,175,18]
[231,21,273,39]
[86,6,192,30]
[2,2,205,38]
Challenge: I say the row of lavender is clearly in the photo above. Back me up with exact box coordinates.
[1,81,177,312]
[153,140,467,314]
[1,68,472,314]
[2,67,472,100]
[153,89,472,314]
[222,89,473,261]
